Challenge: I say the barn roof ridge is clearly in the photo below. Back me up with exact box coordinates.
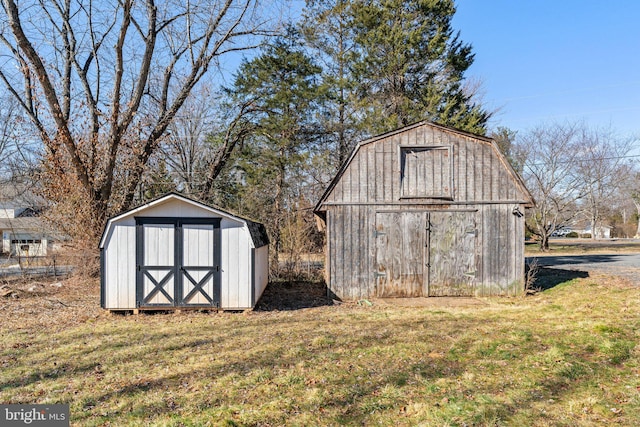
[360,120,494,147]
[314,121,533,213]
[99,192,269,249]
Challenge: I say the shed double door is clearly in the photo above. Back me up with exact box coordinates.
[375,211,477,297]
[136,218,221,308]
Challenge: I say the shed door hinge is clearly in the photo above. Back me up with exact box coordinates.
[374,230,386,238]
[374,271,386,278]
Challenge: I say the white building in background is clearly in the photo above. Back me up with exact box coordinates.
[579,225,612,239]
[0,185,63,257]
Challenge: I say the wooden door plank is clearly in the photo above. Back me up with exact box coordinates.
[428,212,477,296]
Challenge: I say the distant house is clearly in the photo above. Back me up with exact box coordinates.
[0,185,61,257]
[578,224,612,239]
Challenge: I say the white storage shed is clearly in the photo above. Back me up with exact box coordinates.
[99,193,269,311]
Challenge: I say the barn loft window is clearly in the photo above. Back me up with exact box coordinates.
[400,146,453,199]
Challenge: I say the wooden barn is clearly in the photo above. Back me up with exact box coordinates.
[100,193,269,311]
[314,121,534,299]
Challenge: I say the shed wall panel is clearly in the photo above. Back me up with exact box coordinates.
[103,221,136,309]
[135,199,221,218]
[219,222,253,309]
[254,245,269,305]
[221,226,239,308]
[237,226,251,307]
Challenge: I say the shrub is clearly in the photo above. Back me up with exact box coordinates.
[565,231,579,238]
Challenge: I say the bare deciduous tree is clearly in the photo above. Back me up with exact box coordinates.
[616,165,640,238]
[0,0,270,243]
[158,90,215,197]
[517,122,585,251]
[573,126,634,239]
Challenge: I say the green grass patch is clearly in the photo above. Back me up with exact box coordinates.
[1,277,640,426]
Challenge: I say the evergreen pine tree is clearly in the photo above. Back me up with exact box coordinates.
[226,28,325,268]
[303,0,489,138]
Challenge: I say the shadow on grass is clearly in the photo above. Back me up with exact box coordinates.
[254,280,333,311]
[529,266,589,291]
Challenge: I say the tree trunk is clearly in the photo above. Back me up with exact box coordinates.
[634,199,640,238]
[539,234,550,251]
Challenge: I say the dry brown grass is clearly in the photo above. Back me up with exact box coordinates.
[1,274,639,426]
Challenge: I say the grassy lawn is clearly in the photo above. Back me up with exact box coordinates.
[525,238,640,256]
[1,274,640,426]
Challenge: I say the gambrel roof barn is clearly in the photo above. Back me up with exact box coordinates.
[315,121,534,300]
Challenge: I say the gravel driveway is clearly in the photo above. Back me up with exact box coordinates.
[528,253,640,285]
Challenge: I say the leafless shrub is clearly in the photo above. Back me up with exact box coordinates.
[524,258,540,295]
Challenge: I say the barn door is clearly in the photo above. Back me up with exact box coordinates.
[427,212,478,296]
[375,211,427,297]
[136,218,221,308]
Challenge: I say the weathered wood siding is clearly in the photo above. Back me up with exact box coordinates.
[375,211,426,297]
[319,123,531,299]
[325,204,525,299]
[428,211,477,296]
[324,125,528,206]
[477,204,525,296]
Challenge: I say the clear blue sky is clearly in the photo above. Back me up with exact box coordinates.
[452,1,640,137]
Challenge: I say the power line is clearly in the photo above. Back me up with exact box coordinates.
[525,153,640,168]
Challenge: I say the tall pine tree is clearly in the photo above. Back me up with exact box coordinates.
[302,0,489,139]
[226,29,325,267]
[302,0,362,165]
[351,0,488,134]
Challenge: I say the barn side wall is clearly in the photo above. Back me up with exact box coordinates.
[477,204,525,296]
[326,205,376,300]
[324,203,526,300]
